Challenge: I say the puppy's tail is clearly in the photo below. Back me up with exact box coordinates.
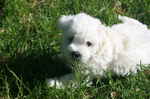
[118,15,147,29]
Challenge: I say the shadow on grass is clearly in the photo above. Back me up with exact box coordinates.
[0,50,71,96]
[10,52,71,83]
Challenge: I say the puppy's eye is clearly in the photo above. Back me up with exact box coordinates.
[68,36,74,44]
[86,41,92,47]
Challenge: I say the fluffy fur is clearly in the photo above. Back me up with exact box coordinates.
[47,13,150,88]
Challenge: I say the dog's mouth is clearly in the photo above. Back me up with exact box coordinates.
[71,60,87,71]
[71,56,81,63]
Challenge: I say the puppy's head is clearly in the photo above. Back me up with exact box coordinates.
[58,13,106,64]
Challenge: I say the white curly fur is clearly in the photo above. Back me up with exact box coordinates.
[47,13,150,88]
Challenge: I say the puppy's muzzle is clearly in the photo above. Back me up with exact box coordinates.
[71,51,81,60]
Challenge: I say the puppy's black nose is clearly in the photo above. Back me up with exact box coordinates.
[71,51,81,59]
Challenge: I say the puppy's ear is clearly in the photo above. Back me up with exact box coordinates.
[58,15,74,31]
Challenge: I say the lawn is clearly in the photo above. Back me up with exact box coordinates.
[0,0,150,98]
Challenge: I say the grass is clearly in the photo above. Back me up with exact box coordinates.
[0,0,150,98]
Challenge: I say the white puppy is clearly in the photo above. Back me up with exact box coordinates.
[47,13,150,88]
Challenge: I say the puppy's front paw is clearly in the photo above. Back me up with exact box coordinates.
[46,78,64,89]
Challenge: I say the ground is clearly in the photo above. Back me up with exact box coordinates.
[0,0,150,98]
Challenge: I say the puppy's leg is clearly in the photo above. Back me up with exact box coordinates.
[112,53,140,75]
[47,73,94,88]
[47,73,74,88]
